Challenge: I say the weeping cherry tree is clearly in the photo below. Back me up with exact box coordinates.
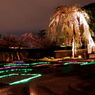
[48,6,95,50]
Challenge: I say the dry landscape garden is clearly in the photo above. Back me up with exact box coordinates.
[0,3,95,95]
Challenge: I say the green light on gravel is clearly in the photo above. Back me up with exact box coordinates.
[0,69,32,74]
[4,64,30,67]
[9,73,42,85]
[64,62,92,66]
[30,62,50,65]
[0,71,5,73]
[4,62,50,67]
[0,73,18,78]
[88,61,95,64]
[80,61,95,66]
[0,73,38,79]
[64,62,71,65]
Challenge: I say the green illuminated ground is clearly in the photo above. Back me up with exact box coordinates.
[0,60,95,85]
[63,61,95,65]
[0,61,51,85]
[0,62,44,85]
[0,72,42,85]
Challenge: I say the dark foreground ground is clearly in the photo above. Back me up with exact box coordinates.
[0,64,95,95]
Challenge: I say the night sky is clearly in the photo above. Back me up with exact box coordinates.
[0,0,95,36]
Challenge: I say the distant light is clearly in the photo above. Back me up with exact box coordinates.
[78,55,82,59]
